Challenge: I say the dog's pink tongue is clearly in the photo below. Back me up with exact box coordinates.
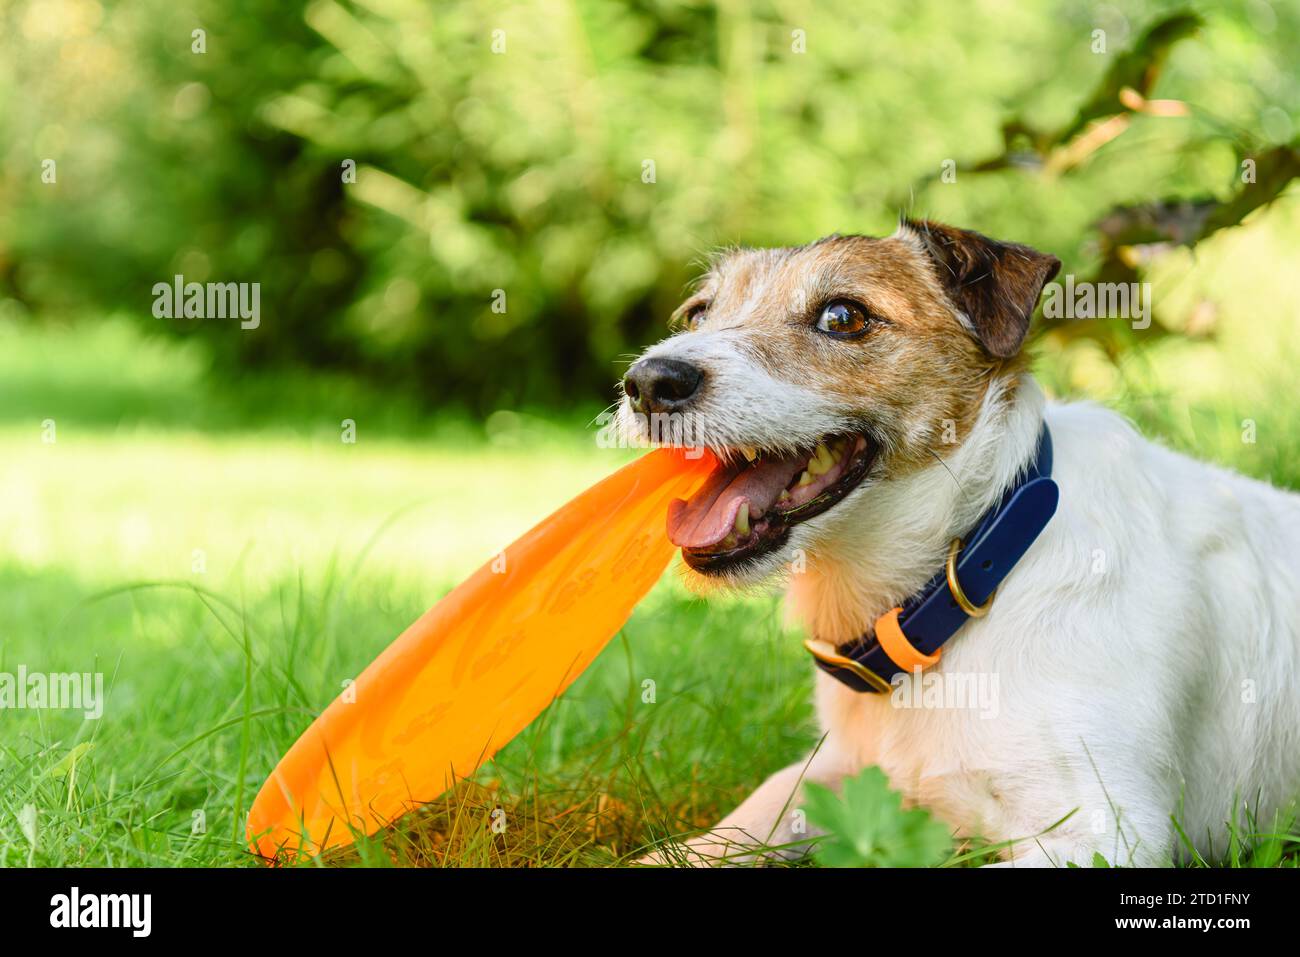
[666,456,802,549]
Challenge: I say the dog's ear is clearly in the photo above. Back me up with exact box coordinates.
[902,219,1060,359]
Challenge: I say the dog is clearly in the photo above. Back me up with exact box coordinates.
[615,220,1300,866]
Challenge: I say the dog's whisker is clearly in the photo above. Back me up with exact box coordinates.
[927,447,974,511]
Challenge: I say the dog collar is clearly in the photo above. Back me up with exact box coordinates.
[805,424,1059,694]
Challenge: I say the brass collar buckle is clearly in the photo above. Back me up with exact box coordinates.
[802,638,893,694]
[946,537,995,618]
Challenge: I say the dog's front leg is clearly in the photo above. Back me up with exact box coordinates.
[640,747,852,866]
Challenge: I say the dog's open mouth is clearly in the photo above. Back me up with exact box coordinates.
[668,433,879,573]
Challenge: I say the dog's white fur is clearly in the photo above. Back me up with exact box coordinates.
[628,350,1300,865]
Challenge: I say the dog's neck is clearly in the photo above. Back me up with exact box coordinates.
[787,373,1047,645]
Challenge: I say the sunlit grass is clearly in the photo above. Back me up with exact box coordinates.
[0,556,815,867]
[0,318,817,867]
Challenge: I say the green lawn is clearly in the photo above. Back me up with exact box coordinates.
[0,318,821,867]
[3,207,1299,867]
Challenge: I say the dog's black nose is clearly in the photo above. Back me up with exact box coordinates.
[623,357,703,414]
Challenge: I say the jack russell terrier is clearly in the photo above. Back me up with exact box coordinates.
[616,220,1300,866]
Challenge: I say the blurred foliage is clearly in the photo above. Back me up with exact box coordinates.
[2,0,1298,411]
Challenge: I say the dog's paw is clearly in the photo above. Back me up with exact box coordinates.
[631,841,719,867]
[634,837,738,868]
[632,830,791,867]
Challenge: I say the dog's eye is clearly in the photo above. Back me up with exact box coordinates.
[684,302,709,330]
[815,299,871,337]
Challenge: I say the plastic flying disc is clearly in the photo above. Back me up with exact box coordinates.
[247,446,716,861]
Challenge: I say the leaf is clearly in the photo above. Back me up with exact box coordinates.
[1092,851,1111,868]
[47,742,94,780]
[802,767,952,868]
[17,804,38,848]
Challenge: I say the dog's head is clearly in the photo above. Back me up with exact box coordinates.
[614,220,1060,589]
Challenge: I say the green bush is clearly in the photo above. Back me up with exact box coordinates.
[3,0,1297,410]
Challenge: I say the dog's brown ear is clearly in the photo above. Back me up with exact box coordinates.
[902,219,1060,359]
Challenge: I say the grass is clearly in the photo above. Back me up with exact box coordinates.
[3,204,1300,867]
[0,317,820,867]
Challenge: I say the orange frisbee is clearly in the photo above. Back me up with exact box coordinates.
[247,446,715,861]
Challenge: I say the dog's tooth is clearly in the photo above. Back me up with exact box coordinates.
[778,489,792,503]
[740,446,758,462]
[809,442,836,475]
[735,502,750,536]
[797,470,813,487]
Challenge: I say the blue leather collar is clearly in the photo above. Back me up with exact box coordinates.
[809,425,1059,693]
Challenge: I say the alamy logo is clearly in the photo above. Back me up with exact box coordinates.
[890,667,1000,719]
[1042,275,1151,330]
[0,667,104,719]
[50,887,151,937]
[152,274,261,329]
[596,409,706,457]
